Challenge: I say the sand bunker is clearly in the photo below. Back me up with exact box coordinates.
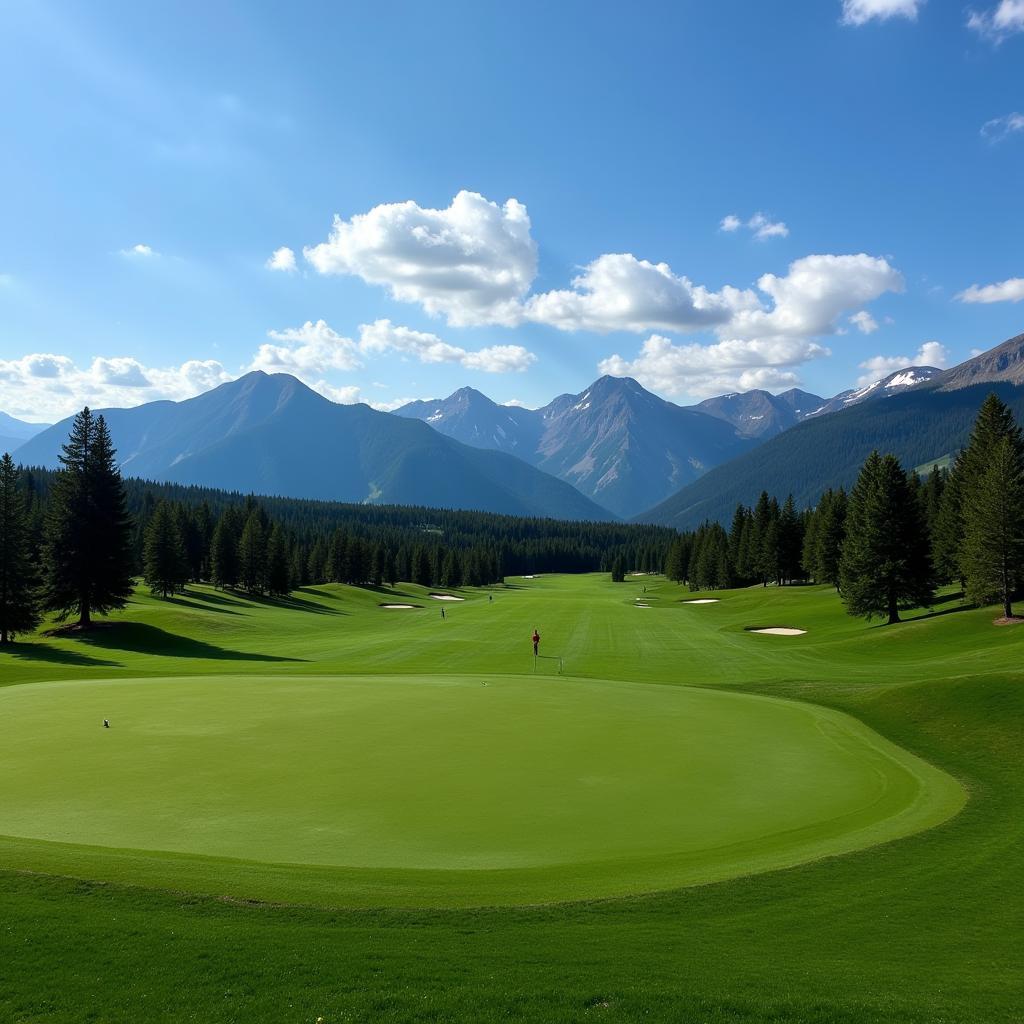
[380,603,420,610]
[429,594,465,601]
[683,599,720,604]
[747,627,806,636]
[635,603,651,608]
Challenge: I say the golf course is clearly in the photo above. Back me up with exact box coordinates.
[1,573,1022,1021]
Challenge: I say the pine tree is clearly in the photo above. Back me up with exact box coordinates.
[265,523,292,597]
[44,409,134,627]
[143,500,188,597]
[839,451,934,624]
[664,537,687,583]
[210,509,240,589]
[0,453,41,642]
[960,436,1024,618]
[611,555,626,582]
[815,488,847,590]
[239,511,266,595]
[777,494,803,584]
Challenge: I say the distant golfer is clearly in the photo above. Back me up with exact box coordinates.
[532,629,540,656]
[103,719,110,729]
[489,594,493,603]
[441,606,446,620]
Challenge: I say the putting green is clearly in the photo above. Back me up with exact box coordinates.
[0,674,962,907]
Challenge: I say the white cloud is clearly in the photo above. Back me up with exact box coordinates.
[841,0,924,25]
[981,112,1024,142]
[719,212,789,240]
[524,253,759,334]
[357,319,535,372]
[252,320,363,376]
[849,310,879,333]
[303,190,537,326]
[727,253,904,341]
[856,340,950,385]
[502,398,530,408]
[968,0,1024,41]
[956,277,1024,304]
[747,212,789,240]
[595,253,903,397]
[598,334,823,399]
[120,243,158,258]
[266,246,297,272]
[0,353,230,421]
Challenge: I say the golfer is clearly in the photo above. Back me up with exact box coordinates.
[532,629,540,656]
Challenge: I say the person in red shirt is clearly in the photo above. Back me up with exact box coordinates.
[532,629,540,656]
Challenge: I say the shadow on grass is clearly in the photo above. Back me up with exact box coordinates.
[1,641,120,668]
[164,595,243,616]
[165,587,344,617]
[74,622,306,662]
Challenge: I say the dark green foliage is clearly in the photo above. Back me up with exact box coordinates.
[43,409,134,626]
[210,507,241,589]
[839,452,934,624]
[265,524,292,597]
[143,501,188,598]
[961,435,1024,618]
[239,512,266,595]
[610,556,626,582]
[0,453,41,642]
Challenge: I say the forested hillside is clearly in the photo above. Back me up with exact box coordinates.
[639,381,1024,529]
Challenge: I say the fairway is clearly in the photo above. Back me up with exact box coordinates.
[0,670,961,907]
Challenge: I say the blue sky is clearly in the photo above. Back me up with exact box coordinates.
[0,0,1022,421]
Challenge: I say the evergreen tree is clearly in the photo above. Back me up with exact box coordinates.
[777,494,803,584]
[143,500,188,597]
[664,537,687,583]
[265,523,292,597]
[960,435,1024,618]
[610,555,626,582]
[0,453,41,642]
[815,488,847,590]
[931,469,963,586]
[383,547,397,587]
[839,451,934,624]
[239,511,266,595]
[44,409,134,626]
[210,509,240,589]
[413,546,433,587]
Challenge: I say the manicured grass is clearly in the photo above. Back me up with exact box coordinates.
[0,673,961,907]
[1,574,1021,1022]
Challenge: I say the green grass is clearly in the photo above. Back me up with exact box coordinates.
[1,574,1022,1022]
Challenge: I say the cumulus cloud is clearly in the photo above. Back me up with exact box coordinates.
[595,253,903,397]
[841,0,924,25]
[266,246,297,272]
[0,353,230,421]
[856,341,950,385]
[981,112,1024,142]
[956,277,1024,303]
[719,212,789,240]
[303,190,537,326]
[968,0,1024,41]
[120,243,158,258]
[357,319,535,372]
[598,334,823,398]
[524,253,759,334]
[252,319,363,376]
[849,310,879,333]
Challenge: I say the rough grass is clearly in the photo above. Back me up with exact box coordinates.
[1,574,1022,1023]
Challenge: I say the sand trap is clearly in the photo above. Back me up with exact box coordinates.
[635,603,651,608]
[683,599,720,604]
[380,603,420,610]
[747,627,806,636]
[429,594,465,601]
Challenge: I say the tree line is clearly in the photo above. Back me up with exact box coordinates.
[661,393,1024,624]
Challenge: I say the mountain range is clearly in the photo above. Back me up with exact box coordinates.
[7,331,1023,526]
[0,411,50,457]
[639,334,1024,529]
[13,373,610,522]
